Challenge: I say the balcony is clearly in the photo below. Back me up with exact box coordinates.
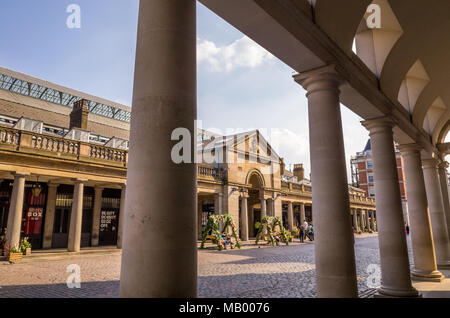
[0,126,127,168]
[197,164,225,182]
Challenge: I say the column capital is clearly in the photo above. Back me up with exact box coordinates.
[94,185,105,192]
[422,158,440,169]
[72,178,88,184]
[438,160,449,169]
[293,64,343,96]
[398,143,423,155]
[361,116,397,134]
[47,182,59,188]
[12,171,30,178]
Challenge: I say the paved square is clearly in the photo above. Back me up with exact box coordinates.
[0,234,439,298]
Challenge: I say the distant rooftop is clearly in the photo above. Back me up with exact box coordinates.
[0,66,131,123]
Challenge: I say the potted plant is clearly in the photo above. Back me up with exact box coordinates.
[5,244,23,262]
[20,237,32,256]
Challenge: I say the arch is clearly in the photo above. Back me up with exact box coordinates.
[423,97,446,136]
[434,114,450,145]
[354,0,403,77]
[397,60,430,114]
[245,169,265,188]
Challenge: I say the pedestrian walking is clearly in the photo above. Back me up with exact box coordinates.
[308,223,314,241]
[299,225,304,243]
[303,220,308,241]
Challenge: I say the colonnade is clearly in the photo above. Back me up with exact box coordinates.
[4,176,126,252]
[120,0,450,298]
[350,208,377,232]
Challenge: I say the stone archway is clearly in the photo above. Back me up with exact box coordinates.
[245,170,265,238]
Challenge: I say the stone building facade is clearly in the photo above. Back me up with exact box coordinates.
[352,139,409,225]
[0,66,377,252]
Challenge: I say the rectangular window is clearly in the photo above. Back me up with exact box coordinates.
[368,175,374,183]
[367,161,373,169]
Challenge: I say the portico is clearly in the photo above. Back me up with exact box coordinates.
[118,0,450,298]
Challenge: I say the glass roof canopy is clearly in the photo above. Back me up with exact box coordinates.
[0,72,131,123]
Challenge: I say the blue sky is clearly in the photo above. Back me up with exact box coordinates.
[0,1,370,180]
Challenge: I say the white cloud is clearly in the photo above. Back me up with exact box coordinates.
[197,36,274,72]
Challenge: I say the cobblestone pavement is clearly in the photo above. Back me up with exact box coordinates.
[0,234,419,298]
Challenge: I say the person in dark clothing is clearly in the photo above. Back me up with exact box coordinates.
[299,225,305,243]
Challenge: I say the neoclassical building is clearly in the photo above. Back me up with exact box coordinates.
[0,66,377,254]
[197,129,377,240]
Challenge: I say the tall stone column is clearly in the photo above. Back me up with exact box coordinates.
[260,197,267,235]
[359,210,365,232]
[362,117,418,297]
[5,172,28,249]
[398,144,443,281]
[260,197,267,219]
[267,198,274,217]
[42,183,58,249]
[365,210,371,232]
[91,186,104,247]
[240,195,249,241]
[352,209,358,231]
[370,211,376,232]
[437,161,450,240]
[423,159,450,269]
[120,0,197,298]
[287,201,294,231]
[68,179,85,252]
[214,192,223,215]
[300,203,306,223]
[294,66,357,298]
[117,185,126,249]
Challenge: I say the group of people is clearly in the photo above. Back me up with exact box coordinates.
[297,220,314,243]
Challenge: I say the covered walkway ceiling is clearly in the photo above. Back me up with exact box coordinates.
[199,0,450,157]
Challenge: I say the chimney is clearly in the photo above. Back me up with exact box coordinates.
[70,99,89,130]
[280,158,285,175]
[293,163,304,180]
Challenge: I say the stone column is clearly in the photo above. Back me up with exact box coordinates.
[359,210,365,232]
[68,179,85,252]
[300,203,306,224]
[294,66,357,298]
[42,183,58,249]
[117,185,126,249]
[287,201,294,231]
[267,198,274,217]
[90,186,104,247]
[260,197,267,219]
[260,197,267,234]
[240,195,249,241]
[398,144,443,281]
[423,159,450,269]
[362,117,418,297]
[352,209,358,231]
[214,192,223,215]
[119,0,197,298]
[370,211,376,232]
[365,210,371,232]
[437,161,450,240]
[5,172,28,249]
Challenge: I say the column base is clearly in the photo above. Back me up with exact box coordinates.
[411,269,445,282]
[375,286,421,298]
